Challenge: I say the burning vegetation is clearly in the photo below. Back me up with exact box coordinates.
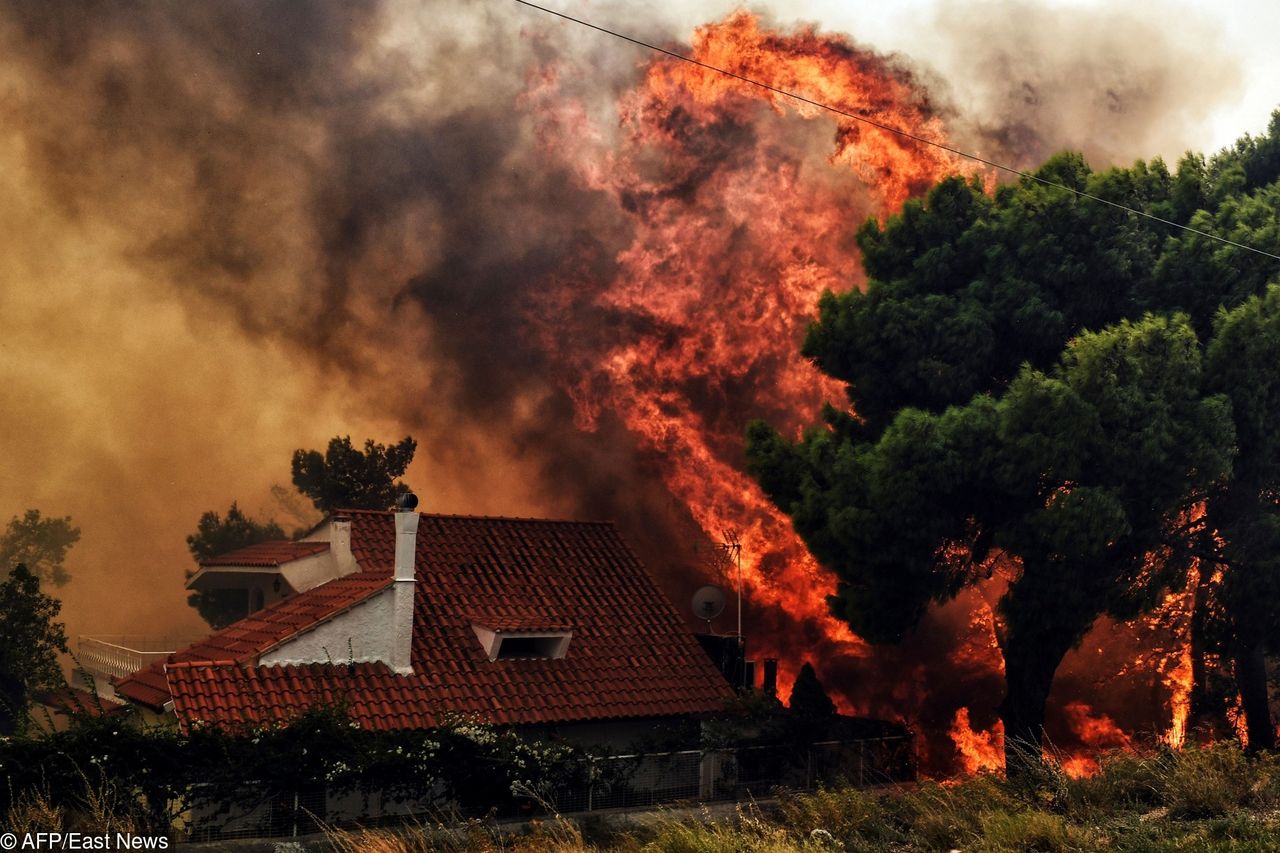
[0,0,1276,780]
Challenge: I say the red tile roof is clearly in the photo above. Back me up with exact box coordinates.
[149,512,733,730]
[163,662,437,731]
[115,571,392,708]
[35,687,126,718]
[469,614,572,632]
[199,540,330,567]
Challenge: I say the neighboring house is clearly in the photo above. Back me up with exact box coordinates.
[184,539,343,620]
[31,686,126,733]
[115,501,734,750]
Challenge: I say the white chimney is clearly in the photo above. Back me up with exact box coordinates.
[331,516,356,576]
[391,492,419,674]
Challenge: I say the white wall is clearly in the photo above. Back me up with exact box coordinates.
[259,588,395,667]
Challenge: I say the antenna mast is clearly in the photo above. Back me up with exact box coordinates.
[721,530,742,639]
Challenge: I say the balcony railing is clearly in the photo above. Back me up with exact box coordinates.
[77,635,189,682]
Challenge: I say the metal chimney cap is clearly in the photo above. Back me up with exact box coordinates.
[396,492,419,511]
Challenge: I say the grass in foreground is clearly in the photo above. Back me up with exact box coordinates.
[328,743,1280,852]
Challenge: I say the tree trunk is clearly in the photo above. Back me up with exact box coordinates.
[1234,640,1274,753]
[998,622,1080,774]
[1189,567,1213,726]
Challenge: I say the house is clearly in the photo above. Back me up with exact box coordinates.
[114,496,735,749]
[183,538,344,620]
[31,686,126,733]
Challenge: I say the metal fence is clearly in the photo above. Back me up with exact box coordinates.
[180,736,912,842]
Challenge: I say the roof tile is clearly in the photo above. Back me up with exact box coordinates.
[199,540,330,568]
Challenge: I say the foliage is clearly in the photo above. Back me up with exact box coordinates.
[185,433,416,628]
[184,501,286,628]
[630,743,1280,853]
[1162,742,1274,819]
[604,743,1280,851]
[291,434,417,513]
[748,115,1280,765]
[0,509,79,586]
[185,501,286,561]
[0,563,69,734]
[786,663,835,723]
[0,705,586,837]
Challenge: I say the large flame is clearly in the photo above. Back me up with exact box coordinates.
[523,11,973,706]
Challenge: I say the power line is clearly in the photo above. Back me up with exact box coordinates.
[513,0,1280,262]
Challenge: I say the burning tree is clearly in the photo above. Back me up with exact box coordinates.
[747,137,1280,769]
[1200,284,1280,751]
[751,309,1232,769]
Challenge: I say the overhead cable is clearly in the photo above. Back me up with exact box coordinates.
[514,0,1280,262]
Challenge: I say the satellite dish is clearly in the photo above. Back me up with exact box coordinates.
[692,585,726,625]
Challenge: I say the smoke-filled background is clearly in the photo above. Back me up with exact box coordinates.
[0,0,1271,771]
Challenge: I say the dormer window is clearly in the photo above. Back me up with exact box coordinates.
[471,622,572,661]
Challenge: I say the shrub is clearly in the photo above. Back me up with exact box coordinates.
[1164,743,1259,819]
[775,786,902,848]
[972,810,1087,852]
[1066,751,1171,816]
[641,806,807,853]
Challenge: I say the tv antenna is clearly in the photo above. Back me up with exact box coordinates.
[720,530,743,639]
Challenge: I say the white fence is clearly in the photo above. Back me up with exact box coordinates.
[77,635,185,683]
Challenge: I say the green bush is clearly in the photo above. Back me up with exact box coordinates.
[972,810,1087,853]
[1066,751,1171,816]
[775,786,902,848]
[1164,743,1261,819]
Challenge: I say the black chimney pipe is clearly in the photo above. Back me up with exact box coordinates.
[762,658,778,698]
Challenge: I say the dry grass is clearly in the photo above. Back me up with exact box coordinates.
[2,768,143,836]
[4,788,66,835]
[320,742,1280,853]
[15,741,1280,851]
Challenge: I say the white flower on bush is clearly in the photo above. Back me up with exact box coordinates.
[810,828,837,848]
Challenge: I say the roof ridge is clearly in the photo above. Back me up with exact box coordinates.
[338,508,617,525]
[165,659,238,671]
[198,538,331,567]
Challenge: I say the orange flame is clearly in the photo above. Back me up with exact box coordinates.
[1227,695,1249,748]
[949,707,1004,775]
[523,11,979,708]
[1055,701,1132,776]
[1164,626,1194,750]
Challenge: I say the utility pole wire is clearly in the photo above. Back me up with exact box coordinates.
[514,0,1280,262]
